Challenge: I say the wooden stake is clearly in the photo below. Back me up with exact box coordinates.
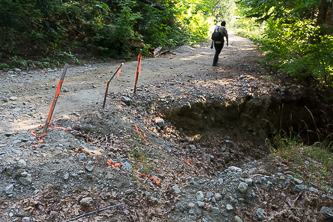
[103,63,124,108]
[42,64,68,134]
[134,49,143,94]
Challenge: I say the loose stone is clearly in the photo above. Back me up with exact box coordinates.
[238,182,248,193]
[235,216,243,222]
[5,184,14,194]
[197,201,205,208]
[206,191,214,198]
[196,191,204,201]
[187,202,195,209]
[256,208,266,220]
[211,207,219,214]
[121,96,132,105]
[19,174,32,185]
[172,185,181,194]
[17,159,27,168]
[214,193,222,201]
[123,162,133,173]
[85,161,94,172]
[78,153,87,162]
[80,197,93,206]
[63,173,69,180]
[294,184,308,192]
[226,204,234,211]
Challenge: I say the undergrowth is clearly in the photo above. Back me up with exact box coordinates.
[268,129,333,193]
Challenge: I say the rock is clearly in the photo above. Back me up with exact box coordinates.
[19,174,32,185]
[197,201,205,208]
[214,193,222,201]
[17,159,26,168]
[14,68,21,72]
[294,178,303,184]
[256,208,266,220]
[62,87,69,92]
[21,217,32,222]
[120,158,129,163]
[238,182,248,193]
[206,191,214,198]
[235,216,243,222]
[78,153,87,162]
[196,191,204,201]
[125,189,133,195]
[123,161,132,173]
[2,97,9,102]
[245,178,253,185]
[5,184,14,194]
[187,202,195,209]
[188,145,196,151]
[320,206,333,219]
[248,168,258,174]
[105,172,114,180]
[172,185,181,194]
[15,169,26,178]
[15,210,31,217]
[226,204,233,211]
[121,96,132,105]
[218,178,224,184]
[9,96,19,101]
[85,161,94,172]
[155,118,165,127]
[294,184,308,192]
[211,207,219,214]
[241,172,249,178]
[309,187,319,193]
[228,166,242,172]
[63,173,69,180]
[80,197,93,206]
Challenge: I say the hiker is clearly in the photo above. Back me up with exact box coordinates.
[211,21,229,66]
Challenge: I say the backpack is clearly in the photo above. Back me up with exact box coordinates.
[211,26,224,42]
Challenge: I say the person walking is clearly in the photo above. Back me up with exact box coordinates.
[211,21,228,66]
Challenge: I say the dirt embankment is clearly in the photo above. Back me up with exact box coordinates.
[0,31,332,222]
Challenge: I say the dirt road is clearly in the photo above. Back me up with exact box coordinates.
[0,31,259,134]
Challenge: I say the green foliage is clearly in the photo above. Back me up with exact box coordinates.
[260,19,333,86]
[0,63,9,69]
[236,0,333,88]
[1,0,233,64]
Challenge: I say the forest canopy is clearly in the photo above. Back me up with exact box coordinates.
[235,0,333,87]
[0,0,232,60]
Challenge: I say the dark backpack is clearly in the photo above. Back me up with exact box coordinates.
[212,26,224,42]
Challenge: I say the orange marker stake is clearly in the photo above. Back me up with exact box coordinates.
[134,125,141,134]
[111,163,123,168]
[133,169,160,185]
[133,49,142,94]
[148,176,160,185]
[184,159,197,168]
[108,159,113,165]
[103,63,124,108]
